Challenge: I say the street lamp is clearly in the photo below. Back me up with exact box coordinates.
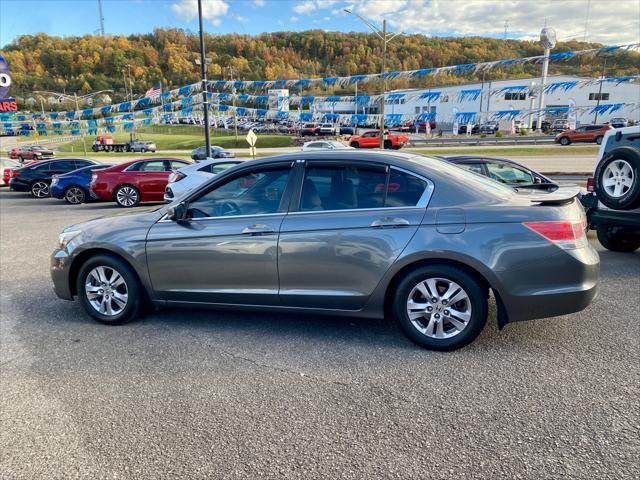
[536,26,557,130]
[196,0,211,157]
[344,9,403,148]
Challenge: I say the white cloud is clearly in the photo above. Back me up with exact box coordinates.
[343,0,639,45]
[293,0,340,15]
[171,0,229,26]
[235,15,249,22]
[290,16,300,22]
[254,0,266,6]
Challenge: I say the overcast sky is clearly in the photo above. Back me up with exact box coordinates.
[1,0,638,47]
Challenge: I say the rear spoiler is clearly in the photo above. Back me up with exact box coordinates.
[525,186,581,206]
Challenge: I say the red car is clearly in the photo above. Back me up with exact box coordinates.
[349,130,409,149]
[90,158,191,207]
[554,124,613,146]
[9,145,55,162]
[300,123,320,136]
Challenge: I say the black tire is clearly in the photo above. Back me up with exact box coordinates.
[18,155,24,163]
[351,142,360,148]
[384,140,392,149]
[92,145,99,152]
[596,225,640,252]
[559,136,571,146]
[392,265,488,351]
[595,136,603,145]
[30,180,50,198]
[594,147,640,210]
[64,185,86,205]
[76,254,143,325]
[114,184,140,208]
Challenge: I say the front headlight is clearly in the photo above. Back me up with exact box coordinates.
[58,230,81,250]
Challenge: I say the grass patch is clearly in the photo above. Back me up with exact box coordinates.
[58,131,294,152]
[410,146,599,157]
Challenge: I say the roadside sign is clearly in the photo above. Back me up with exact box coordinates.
[246,129,257,147]
[249,146,256,159]
[33,132,39,140]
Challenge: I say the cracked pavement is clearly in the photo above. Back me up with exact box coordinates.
[1,189,639,479]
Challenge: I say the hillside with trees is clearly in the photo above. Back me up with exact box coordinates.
[1,29,638,107]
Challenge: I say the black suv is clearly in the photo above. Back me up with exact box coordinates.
[9,158,96,198]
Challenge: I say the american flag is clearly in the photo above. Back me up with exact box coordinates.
[145,83,162,98]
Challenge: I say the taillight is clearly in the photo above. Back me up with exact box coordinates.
[12,170,20,178]
[168,172,186,183]
[586,177,595,192]
[523,221,587,250]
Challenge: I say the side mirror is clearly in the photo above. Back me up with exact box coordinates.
[167,202,188,223]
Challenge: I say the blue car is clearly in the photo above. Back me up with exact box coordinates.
[51,163,113,204]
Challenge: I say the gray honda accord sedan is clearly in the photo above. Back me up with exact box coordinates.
[51,151,599,350]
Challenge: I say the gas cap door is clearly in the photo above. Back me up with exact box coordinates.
[436,208,466,234]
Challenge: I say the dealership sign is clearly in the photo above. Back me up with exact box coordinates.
[0,55,16,112]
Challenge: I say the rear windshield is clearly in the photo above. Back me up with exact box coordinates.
[409,154,515,199]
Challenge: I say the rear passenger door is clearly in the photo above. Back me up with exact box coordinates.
[277,161,432,310]
[135,160,173,201]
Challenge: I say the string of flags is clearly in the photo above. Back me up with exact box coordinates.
[3,98,638,137]
[2,41,637,123]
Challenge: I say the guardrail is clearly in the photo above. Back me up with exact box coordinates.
[407,135,556,147]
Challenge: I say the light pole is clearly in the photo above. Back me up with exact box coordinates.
[593,56,608,124]
[344,9,403,148]
[197,0,211,156]
[536,26,557,131]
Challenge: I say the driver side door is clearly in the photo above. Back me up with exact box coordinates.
[145,162,295,306]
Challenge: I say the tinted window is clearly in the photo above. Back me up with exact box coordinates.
[198,162,238,174]
[170,160,189,170]
[301,165,387,211]
[486,162,534,184]
[456,162,484,175]
[52,161,77,171]
[189,167,291,218]
[386,169,429,207]
[30,162,50,171]
[139,160,168,172]
[75,160,94,169]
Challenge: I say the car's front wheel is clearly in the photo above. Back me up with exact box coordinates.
[64,186,86,204]
[30,180,50,198]
[559,137,571,146]
[392,265,488,351]
[595,136,603,145]
[77,254,142,325]
[114,184,140,208]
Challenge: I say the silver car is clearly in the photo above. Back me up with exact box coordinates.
[51,151,599,351]
[164,158,245,202]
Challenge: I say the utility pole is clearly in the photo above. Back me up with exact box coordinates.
[504,20,509,39]
[344,9,403,149]
[536,27,557,130]
[74,93,87,157]
[197,0,211,156]
[97,0,105,36]
[593,56,607,124]
[229,66,238,145]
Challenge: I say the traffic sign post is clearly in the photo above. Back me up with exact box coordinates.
[246,129,257,159]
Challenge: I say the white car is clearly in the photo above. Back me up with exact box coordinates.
[129,140,156,152]
[318,123,337,135]
[1,158,20,186]
[164,157,245,202]
[302,140,354,151]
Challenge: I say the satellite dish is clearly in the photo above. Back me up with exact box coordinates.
[540,27,557,50]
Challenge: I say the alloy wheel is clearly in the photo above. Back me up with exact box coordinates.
[602,159,634,198]
[116,186,139,207]
[31,181,50,198]
[406,277,472,339]
[65,187,85,204]
[85,266,128,316]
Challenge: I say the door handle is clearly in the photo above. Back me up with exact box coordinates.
[371,217,411,228]
[241,224,275,235]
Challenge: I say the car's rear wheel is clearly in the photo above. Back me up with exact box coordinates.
[30,180,50,198]
[392,265,488,351]
[64,186,85,205]
[596,225,640,252]
[115,185,140,208]
[594,147,640,210]
[559,137,571,146]
[77,254,142,325]
[595,136,603,145]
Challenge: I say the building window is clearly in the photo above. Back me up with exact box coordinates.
[505,92,527,101]
[589,92,610,101]
[415,107,421,114]
[440,95,449,103]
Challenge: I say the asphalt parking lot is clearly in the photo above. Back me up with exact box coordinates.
[1,189,638,479]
